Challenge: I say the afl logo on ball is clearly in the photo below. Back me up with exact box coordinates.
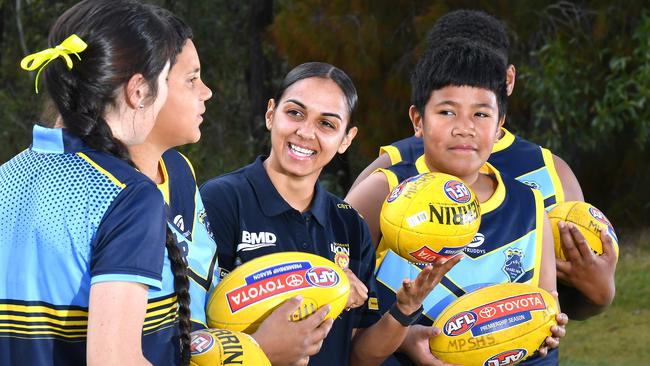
[190,331,214,355]
[444,180,472,203]
[443,311,477,336]
[306,267,340,288]
[588,207,611,226]
[387,174,422,203]
[484,349,527,366]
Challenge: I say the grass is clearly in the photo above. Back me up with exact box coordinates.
[559,229,650,366]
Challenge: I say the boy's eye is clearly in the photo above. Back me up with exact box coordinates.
[439,110,455,116]
[475,112,490,118]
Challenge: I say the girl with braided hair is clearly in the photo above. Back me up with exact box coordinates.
[0,1,192,364]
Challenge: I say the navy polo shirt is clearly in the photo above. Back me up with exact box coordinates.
[200,156,382,366]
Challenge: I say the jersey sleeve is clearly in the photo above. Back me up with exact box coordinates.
[90,181,167,289]
[199,179,240,278]
[351,215,382,329]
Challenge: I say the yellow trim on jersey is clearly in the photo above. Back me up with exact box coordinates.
[0,303,88,318]
[492,127,515,153]
[530,188,545,287]
[146,294,177,310]
[377,168,400,192]
[414,155,428,174]
[143,295,179,333]
[178,152,197,179]
[157,158,171,205]
[541,148,565,203]
[76,152,126,189]
[0,303,88,339]
[479,163,506,214]
[379,145,403,165]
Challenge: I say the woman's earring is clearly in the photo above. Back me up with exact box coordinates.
[139,103,144,109]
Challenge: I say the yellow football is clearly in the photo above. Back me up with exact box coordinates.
[380,172,481,263]
[206,252,350,333]
[430,283,558,365]
[548,201,619,260]
[189,328,270,366]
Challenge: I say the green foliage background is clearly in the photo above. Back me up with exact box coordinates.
[1,0,648,229]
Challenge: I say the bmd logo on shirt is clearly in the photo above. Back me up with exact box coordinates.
[237,230,277,252]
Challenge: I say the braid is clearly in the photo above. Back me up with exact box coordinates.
[62,111,133,163]
[166,228,192,365]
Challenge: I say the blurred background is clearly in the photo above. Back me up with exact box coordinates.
[1,1,648,363]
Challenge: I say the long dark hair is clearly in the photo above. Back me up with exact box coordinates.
[44,1,192,364]
[274,61,358,130]
[153,7,195,366]
[44,0,174,162]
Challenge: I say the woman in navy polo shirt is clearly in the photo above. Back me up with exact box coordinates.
[200,62,461,366]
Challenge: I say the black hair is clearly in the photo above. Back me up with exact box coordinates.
[411,38,507,120]
[44,0,175,162]
[426,9,510,64]
[153,8,194,365]
[274,62,358,130]
[154,6,193,69]
[44,1,192,364]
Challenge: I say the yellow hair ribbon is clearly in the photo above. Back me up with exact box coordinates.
[20,34,88,94]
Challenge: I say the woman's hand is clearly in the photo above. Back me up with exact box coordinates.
[252,296,334,366]
[344,268,368,310]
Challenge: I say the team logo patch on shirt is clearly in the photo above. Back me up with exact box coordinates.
[330,242,350,269]
[464,233,486,255]
[368,297,379,311]
[237,230,277,252]
[198,209,214,240]
[502,248,525,282]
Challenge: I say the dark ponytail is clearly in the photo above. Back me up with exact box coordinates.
[166,229,192,365]
[44,0,175,162]
[156,9,195,365]
[44,1,193,364]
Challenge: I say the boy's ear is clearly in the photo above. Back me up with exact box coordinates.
[409,105,423,136]
[496,116,506,141]
[506,64,516,96]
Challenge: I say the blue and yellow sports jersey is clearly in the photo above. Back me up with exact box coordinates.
[379,128,564,209]
[158,149,219,330]
[0,125,179,365]
[375,160,545,365]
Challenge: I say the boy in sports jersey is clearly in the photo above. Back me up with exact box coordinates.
[346,38,567,365]
[349,9,616,320]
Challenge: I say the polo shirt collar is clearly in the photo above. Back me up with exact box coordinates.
[31,124,88,154]
[244,156,328,226]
